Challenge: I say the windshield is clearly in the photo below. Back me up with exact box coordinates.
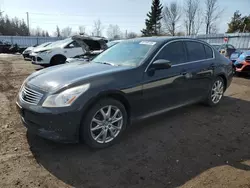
[49,38,72,48]
[107,41,119,48]
[36,42,52,48]
[92,41,155,67]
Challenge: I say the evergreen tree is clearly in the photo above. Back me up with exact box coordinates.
[0,12,30,36]
[141,0,163,36]
[56,26,61,37]
[227,11,243,33]
[45,31,50,37]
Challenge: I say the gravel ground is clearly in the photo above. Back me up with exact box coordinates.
[1,55,250,188]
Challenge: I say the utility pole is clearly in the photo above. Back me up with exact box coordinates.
[26,12,30,35]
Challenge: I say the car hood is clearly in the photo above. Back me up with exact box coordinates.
[24,47,34,52]
[26,62,130,93]
[33,46,57,53]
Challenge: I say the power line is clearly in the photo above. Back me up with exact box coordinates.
[28,12,143,17]
[30,22,142,28]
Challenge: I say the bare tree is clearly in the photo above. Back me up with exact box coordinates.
[192,8,203,35]
[61,27,72,37]
[184,0,200,35]
[127,32,137,39]
[210,24,218,34]
[204,0,223,34]
[92,19,104,36]
[79,25,85,35]
[162,2,181,36]
[107,24,122,40]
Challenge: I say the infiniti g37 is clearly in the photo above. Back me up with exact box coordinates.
[16,37,233,148]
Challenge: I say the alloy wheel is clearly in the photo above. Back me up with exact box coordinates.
[90,105,123,144]
[211,80,224,104]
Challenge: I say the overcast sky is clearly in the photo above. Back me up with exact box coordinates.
[1,0,249,37]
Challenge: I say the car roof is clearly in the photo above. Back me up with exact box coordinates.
[125,36,209,45]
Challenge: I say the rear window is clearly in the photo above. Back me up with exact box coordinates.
[186,41,206,61]
[204,45,213,59]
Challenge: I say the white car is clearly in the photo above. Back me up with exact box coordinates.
[30,36,108,67]
[22,42,52,60]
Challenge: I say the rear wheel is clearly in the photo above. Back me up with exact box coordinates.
[50,55,66,66]
[205,77,225,106]
[81,98,127,149]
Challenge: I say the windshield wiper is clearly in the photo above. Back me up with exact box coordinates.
[95,61,118,66]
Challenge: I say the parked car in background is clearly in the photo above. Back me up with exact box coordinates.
[233,50,250,75]
[230,50,243,63]
[65,36,108,63]
[23,42,52,60]
[0,41,12,53]
[16,37,233,148]
[211,43,236,58]
[30,35,107,66]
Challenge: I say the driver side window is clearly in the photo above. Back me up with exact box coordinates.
[155,41,187,65]
[65,41,81,48]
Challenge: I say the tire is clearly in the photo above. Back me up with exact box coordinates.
[50,55,66,66]
[81,98,128,149]
[205,77,225,106]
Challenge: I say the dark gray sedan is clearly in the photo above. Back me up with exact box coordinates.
[16,37,233,148]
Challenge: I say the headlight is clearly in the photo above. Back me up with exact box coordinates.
[45,50,52,54]
[42,84,90,107]
[38,50,52,54]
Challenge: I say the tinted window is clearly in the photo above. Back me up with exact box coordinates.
[155,41,186,64]
[186,41,206,61]
[204,45,213,58]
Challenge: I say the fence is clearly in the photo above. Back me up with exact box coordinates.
[0,36,64,47]
[0,33,250,49]
[194,33,250,50]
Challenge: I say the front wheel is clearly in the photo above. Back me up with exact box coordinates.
[205,77,225,106]
[50,55,66,66]
[81,98,127,149]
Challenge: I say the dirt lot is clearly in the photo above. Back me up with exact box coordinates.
[1,54,250,188]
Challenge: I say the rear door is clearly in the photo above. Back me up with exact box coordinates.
[184,41,215,99]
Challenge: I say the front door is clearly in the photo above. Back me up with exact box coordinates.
[141,41,193,115]
[64,41,83,57]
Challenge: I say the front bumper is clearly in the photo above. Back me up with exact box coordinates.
[16,100,82,143]
[30,53,50,65]
[23,53,31,60]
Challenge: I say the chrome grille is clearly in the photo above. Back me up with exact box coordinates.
[21,86,43,105]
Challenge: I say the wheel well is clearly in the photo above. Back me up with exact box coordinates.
[81,93,131,124]
[217,74,227,91]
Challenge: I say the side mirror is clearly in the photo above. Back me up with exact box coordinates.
[151,59,172,70]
